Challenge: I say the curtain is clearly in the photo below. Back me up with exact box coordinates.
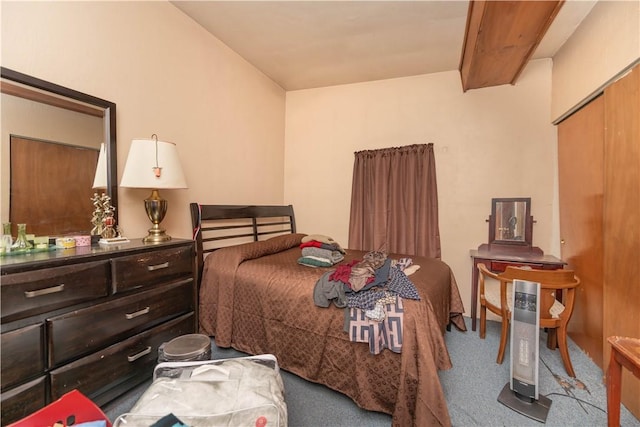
[348,143,441,258]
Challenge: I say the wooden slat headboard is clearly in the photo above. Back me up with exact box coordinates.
[189,203,297,284]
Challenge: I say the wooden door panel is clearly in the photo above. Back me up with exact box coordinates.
[10,136,98,236]
[557,95,604,368]
[603,64,640,419]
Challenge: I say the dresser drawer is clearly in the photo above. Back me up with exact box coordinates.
[1,323,44,390]
[50,313,194,405]
[490,261,544,272]
[112,245,193,293]
[1,261,110,322]
[0,376,46,426]
[48,280,194,367]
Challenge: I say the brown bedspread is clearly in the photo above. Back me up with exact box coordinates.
[199,233,466,427]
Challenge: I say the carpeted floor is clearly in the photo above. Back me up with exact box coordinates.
[443,317,639,426]
[104,317,640,426]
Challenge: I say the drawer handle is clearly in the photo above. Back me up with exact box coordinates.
[125,306,150,320]
[147,262,169,271]
[127,346,151,362]
[24,284,65,298]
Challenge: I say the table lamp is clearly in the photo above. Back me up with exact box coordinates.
[120,135,188,243]
[91,143,110,237]
[92,143,108,190]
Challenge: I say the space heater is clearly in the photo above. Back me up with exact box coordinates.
[497,279,552,423]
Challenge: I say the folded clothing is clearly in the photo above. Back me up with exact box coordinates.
[301,247,344,264]
[297,256,334,268]
[301,234,345,254]
[299,240,345,254]
[298,234,346,268]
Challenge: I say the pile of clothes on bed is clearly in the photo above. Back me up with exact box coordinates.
[313,250,421,355]
[297,234,345,267]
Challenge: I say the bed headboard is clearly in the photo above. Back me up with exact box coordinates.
[189,203,297,283]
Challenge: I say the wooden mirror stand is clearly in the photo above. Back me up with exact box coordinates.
[478,197,543,255]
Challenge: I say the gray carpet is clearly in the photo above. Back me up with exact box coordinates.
[103,317,640,426]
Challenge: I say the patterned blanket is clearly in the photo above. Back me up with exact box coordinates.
[199,233,466,427]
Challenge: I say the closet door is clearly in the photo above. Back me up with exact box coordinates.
[603,65,640,419]
[557,95,605,368]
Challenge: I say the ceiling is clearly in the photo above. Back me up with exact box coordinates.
[171,0,597,91]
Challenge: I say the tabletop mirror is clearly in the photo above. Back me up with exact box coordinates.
[481,197,541,254]
[1,67,117,238]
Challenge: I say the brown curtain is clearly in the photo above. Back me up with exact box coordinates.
[348,143,441,258]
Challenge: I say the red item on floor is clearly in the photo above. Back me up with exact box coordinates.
[7,389,111,427]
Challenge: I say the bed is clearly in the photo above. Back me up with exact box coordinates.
[190,204,466,427]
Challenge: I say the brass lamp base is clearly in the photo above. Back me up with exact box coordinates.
[143,189,172,243]
[143,225,172,243]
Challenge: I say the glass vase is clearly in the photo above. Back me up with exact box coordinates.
[1,222,12,252]
[11,223,33,250]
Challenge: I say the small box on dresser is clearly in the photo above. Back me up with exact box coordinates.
[0,238,196,425]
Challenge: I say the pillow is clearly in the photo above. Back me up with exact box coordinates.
[265,232,306,251]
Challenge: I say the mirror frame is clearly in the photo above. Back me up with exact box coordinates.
[489,197,533,247]
[1,67,118,226]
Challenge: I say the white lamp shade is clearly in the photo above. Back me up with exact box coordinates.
[92,143,108,189]
[120,138,188,189]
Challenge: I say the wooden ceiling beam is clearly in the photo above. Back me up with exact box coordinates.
[459,0,564,91]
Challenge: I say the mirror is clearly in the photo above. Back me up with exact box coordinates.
[1,67,117,237]
[493,198,528,242]
[489,197,532,247]
[478,197,542,255]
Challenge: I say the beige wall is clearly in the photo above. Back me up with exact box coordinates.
[284,59,560,314]
[552,0,640,122]
[283,0,640,316]
[1,1,286,239]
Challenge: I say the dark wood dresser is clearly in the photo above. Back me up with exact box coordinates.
[0,238,196,425]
